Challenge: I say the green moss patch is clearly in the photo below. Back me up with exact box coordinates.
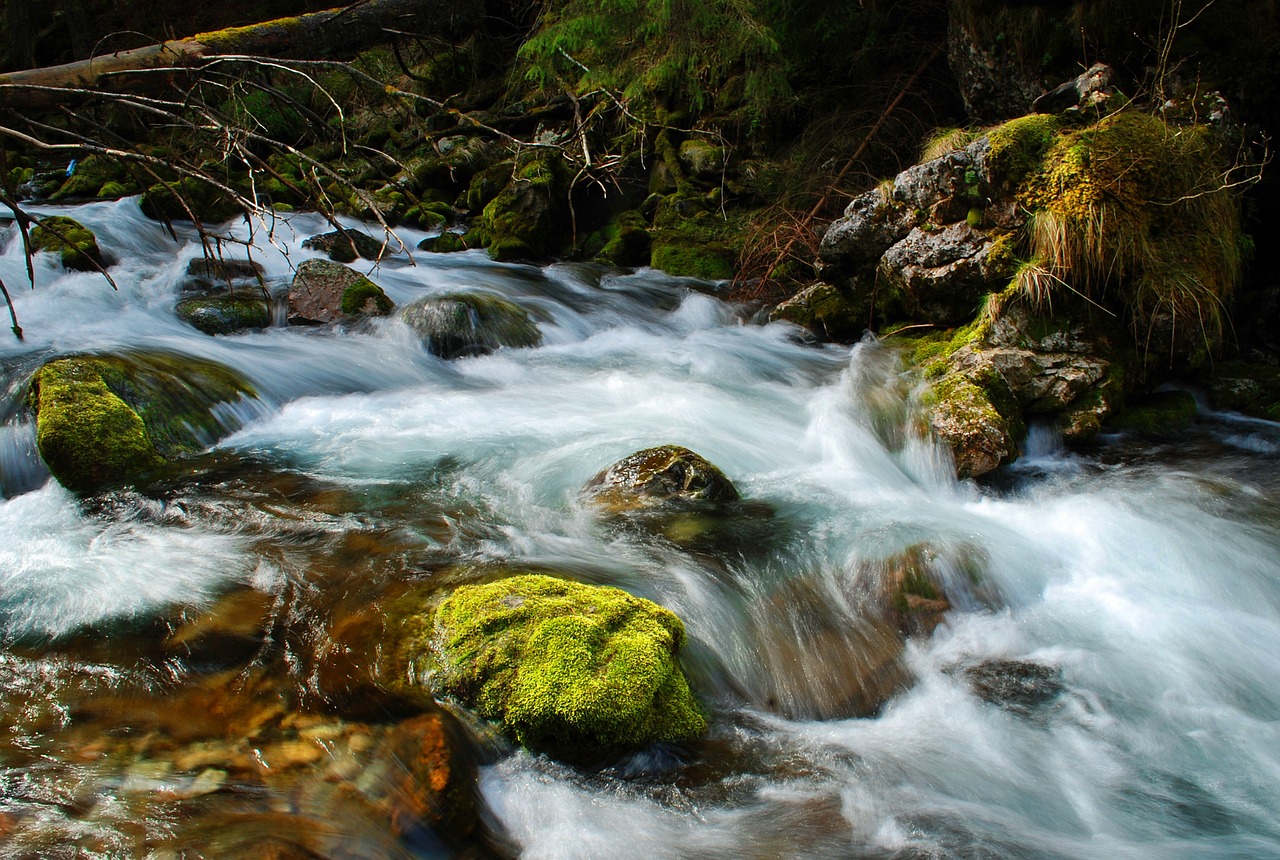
[339,278,394,316]
[422,574,706,755]
[32,359,165,493]
[30,216,104,272]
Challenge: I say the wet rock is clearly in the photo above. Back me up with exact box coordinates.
[678,139,728,179]
[417,232,473,253]
[165,588,274,672]
[874,543,957,637]
[287,259,393,325]
[583,445,739,514]
[401,292,541,358]
[962,659,1065,716]
[1197,361,1280,421]
[366,711,480,844]
[181,257,265,292]
[301,229,388,263]
[30,215,105,272]
[924,369,1021,478]
[878,223,1011,326]
[412,573,706,757]
[176,293,271,335]
[30,351,256,492]
[769,282,866,343]
[141,177,240,224]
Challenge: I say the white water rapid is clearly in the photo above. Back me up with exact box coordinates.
[2,201,1279,859]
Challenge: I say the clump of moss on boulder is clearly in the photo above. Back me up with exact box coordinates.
[401,292,540,358]
[141,177,241,224]
[301,230,388,263]
[31,351,257,492]
[416,574,706,756]
[481,153,571,261]
[30,216,105,272]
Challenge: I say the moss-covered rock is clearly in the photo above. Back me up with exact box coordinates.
[591,211,651,267]
[176,293,271,335]
[922,368,1022,478]
[416,232,472,254]
[301,230,388,263]
[478,153,570,261]
[583,445,739,513]
[31,352,256,492]
[50,155,131,202]
[770,282,866,342]
[31,359,164,492]
[416,574,706,756]
[649,236,735,281]
[401,292,540,358]
[288,259,392,325]
[30,216,104,272]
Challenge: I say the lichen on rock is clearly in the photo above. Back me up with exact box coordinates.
[415,574,706,756]
[583,445,739,513]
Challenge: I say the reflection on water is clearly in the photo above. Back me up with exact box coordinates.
[2,203,1280,857]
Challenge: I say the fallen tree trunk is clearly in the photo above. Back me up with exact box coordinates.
[0,0,483,108]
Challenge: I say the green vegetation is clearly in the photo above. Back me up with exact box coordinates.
[419,574,706,755]
[339,278,394,316]
[32,359,165,492]
[1006,111,1240,351]
[29,216,103,271]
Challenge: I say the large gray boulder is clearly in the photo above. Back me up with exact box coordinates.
[287,259,393,325]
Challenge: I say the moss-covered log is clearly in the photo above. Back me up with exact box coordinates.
[0,0,481,108]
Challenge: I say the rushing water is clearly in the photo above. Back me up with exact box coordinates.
[2,201,1280,858]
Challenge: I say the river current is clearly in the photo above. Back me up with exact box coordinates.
[1,201,1279,858]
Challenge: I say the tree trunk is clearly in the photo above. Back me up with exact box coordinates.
[4,0,37,71]
[0,0,483,108]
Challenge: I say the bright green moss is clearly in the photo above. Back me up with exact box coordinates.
[176,294,271,335]
[423,574,706,755]
[986,113,1064,188]
[30,216,102,272]
[339,278,393,316]
[32,359,164,492]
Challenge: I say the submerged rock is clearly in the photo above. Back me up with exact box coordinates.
[181,257,265,292]
[411,574,706,757]
[287,259,393,325]
[401,292,541,358]
[30,351,257,492]
[30,215,105,272]
[749,577,909,720]
[961,659,1066,717]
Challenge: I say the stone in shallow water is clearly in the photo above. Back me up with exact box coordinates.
[287,259,392,325]
[962,659,1066,716]
[583,445,739,513]
[401,292,541,358]
[409,573,706,758]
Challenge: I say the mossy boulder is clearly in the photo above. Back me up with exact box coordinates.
[288,259,393,325]
[30,216,104,272]
[50,155,131,201]
[923,368,1022,478]
[301,230,388,263]
[31,352,256,492]
[141,177,241,224]
[181,257,265,293]
[480,153,571,261]
[416,232,472,254]
[649,236,735,281]
[769,282,866,342]
[176,293,271,335]
[586,210,652,267]
[415,574,706,756]
[401,292,540,359]
[583,446,739,513]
